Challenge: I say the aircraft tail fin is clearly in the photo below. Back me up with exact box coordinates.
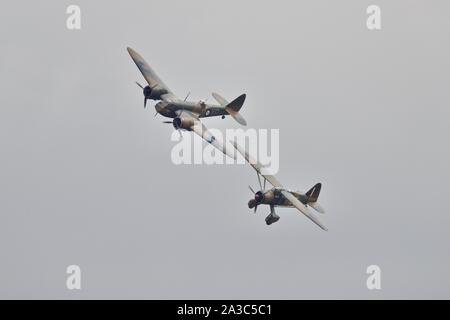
[306,183,325,213]
[225,93,246,112]
[306,183,321,202]
[226,94,247,125]
[212,92,247,125]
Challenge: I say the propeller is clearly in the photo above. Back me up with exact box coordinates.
[135,81,144,89]
[248,173,268,215]
[163,120,183,140]
[135,82,148,108]
[256,172,263,190]
[135,81,158,109]
[248,185,259,213]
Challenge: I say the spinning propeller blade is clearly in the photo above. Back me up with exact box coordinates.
[135,81,151,108]
[162,121,183,140]
[257,172,263,190]
[135,81,144,89]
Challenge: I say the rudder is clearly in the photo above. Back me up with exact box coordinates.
[225,94,247,125]
[306,183,321,202]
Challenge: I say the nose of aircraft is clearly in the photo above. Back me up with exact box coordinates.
[254,191,264,203]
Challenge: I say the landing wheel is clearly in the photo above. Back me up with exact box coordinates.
[265,206,280,225]
[221,115,225,119]
[265,214,280,225]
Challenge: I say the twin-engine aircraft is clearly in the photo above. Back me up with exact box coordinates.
[127,47,246,159]
[233,142,328,231]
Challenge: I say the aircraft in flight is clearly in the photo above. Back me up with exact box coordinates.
[127,47,247,158]
[233,141,327,230]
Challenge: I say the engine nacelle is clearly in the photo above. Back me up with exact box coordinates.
[173,117,195,130]
[144,85,169,101]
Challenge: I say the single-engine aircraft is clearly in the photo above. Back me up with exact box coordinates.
[127,47,247,159]
[232,141,328,230]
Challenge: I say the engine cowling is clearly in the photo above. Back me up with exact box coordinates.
[248,190,275,209]
[254,191,264,204]
[173,117,195,130]
[143,85,168,101]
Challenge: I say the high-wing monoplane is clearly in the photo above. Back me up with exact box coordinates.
[233,141,328,230]
[127,47,247,158]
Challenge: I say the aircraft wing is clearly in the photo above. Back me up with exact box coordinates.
[280,190,328,231]
[179,111,236,160]
[232,141,283,188]
[127,47,178,102]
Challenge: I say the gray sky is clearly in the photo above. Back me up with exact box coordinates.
[1,0,450,299]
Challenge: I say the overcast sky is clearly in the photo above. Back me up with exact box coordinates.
[1,0,450,299]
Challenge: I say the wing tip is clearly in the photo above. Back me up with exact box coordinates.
[127,47,142,62]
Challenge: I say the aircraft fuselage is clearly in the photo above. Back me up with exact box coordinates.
[154,100,228,119]
[248,187,309,209]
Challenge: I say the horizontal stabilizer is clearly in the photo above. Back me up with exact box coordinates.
[212,92,228,106]
[309,202,325,214]
[227,110,247,125]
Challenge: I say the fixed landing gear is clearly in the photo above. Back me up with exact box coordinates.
[221,115,225,119]
[265,205,280,225]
